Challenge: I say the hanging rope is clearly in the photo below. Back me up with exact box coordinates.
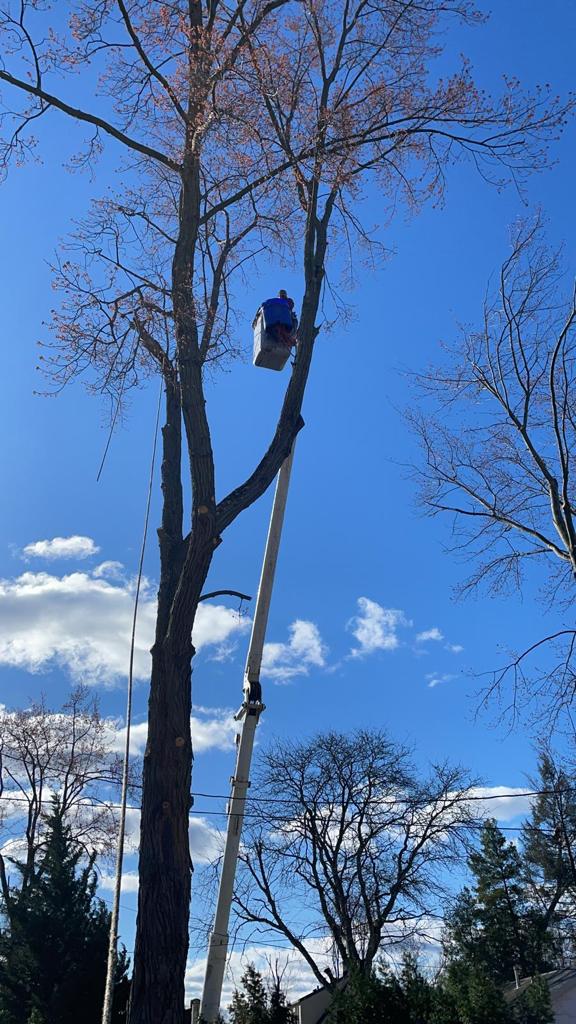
[101,380,163,1024]
[96,390,123,483]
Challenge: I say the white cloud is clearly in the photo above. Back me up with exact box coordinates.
[469,786,534,822]
[426,672,456,689]
[107,721,149,757]
[348,598,409,657]
[416,627,443,643]
[191,708,238,753]
[0,566,249,685]
[109,707,237,757]
[186,936,334,1006]
[99,870,140,894]
[121,807,141,854]
[194,603,251,652]
[92,560,125,580]
[446,643,464,654]
[189,816,224,864]
[185,922,446,1009]
[0,836,28,862]
[262,620,326,682]
[22,536,100,561]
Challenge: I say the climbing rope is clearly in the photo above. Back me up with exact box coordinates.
[96,390,123,483]
[101,380,163,1024]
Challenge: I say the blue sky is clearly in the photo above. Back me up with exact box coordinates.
[1,0,576,1003]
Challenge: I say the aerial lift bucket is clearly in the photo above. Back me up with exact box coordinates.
[252,314,292,370]
[252,298,295,371]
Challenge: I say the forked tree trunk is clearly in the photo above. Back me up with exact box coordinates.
[129,199,325,1023]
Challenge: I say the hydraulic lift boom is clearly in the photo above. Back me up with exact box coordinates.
[200,446,296,1023]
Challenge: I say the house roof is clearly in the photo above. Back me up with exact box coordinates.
[503,968,576,1004]
[292,976,347,1023]
[296,986,325,1005]
[295,977,346,1004]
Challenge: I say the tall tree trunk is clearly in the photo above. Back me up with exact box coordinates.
[129,164,325,1022]
[129,638,194,1024]
[129,367,207,1024]
[130,110,219,1014]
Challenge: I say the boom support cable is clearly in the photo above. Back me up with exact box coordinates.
[101,381,163,1024]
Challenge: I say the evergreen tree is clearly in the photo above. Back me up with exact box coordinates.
[327,967,410,1024]
[26,1011,46,1024]
[228,964,268,1024]
[0,799,129,1024]
[444,820,553,985]
[228,965,295,1024]
[430,980,460,1024]
[398,952,435,1022]
[521,752,576,960]
[435,963,510,1024]
[267,977,296,1024]
[513,976,554,1024]
[523,754,576,888]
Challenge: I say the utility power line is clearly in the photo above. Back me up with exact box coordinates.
[1,788,575,836]
[3,778,576,808]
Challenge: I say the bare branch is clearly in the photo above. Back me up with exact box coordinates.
[411,216,576,724]
[0,69,180,171]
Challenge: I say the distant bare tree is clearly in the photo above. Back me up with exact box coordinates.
[233,731,479,992]
[411,215,576,724]
[0,687,123,922]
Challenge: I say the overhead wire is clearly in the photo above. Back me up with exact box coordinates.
[1,788,574,836]
[4,779,576,809]
[3,785,576,979]
[5,732,576,810]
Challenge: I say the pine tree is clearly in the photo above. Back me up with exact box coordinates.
[463,967,511,1024]
[327,967,409,1024]
[228,965,271,1024]
[267,978,296,1024]
[228,964,296,1024]
[513,975,554,1024]
[444,820,552,985]
[430,981,460,1024]
[26,1011,46,1024]
[398,951,435,1022]
[435,963,510,1024]
[523,754,576,887]
[0,799,129,1024]
[521,752,576,960]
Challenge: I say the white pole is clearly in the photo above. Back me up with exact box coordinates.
[200,446,296,1022]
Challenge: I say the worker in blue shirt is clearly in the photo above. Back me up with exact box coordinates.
[277,290,298,343]
[253,290,298,346]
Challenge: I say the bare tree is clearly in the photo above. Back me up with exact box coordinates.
[0,3,572,1019]
[411,215,576,723]
[233,731,479,991]
[0,687,123,923]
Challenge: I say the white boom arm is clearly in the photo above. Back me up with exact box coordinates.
[200,446,296,1022]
